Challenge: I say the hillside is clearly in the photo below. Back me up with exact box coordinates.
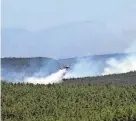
[1,53,136,82]
[1,57,61,81]
[58,53,129,65]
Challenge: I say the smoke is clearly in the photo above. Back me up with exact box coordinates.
[2,40,136,85]
[1,58,61,83]
[64,58,102,78]
[102,39,136,75]
[102,55,136,75]
[2,52,136,85]
[23,58,102,84]
[64,54,136,79]
[23,58,101,84]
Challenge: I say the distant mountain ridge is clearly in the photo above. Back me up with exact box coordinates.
[1,21,130,58]
[1,52,135,68]
[1,52,134,59]
[59,52,136,65]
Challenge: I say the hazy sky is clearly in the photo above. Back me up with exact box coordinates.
[2,0,136,31]
[1,0,136,58]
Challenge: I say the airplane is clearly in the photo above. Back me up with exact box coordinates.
[60,65,71,70]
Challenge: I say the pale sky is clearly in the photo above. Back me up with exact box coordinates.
[1,0,136,58]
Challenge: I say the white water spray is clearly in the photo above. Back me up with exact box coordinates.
[24,69,67,85]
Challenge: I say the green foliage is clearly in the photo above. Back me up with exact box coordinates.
[1,81,136,121]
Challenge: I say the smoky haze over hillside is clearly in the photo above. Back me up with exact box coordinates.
[1,57,62,82]
[1,53,136,84]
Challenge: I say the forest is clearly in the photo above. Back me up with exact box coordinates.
[63,71,136,85]
[1,71,136,121]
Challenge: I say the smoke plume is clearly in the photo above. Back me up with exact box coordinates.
[102,39,136,75]
[102,55,136,75]
[64,58,102,78]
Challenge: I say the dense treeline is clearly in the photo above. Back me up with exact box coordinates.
[64,71,136,84]
[1,80,136,121]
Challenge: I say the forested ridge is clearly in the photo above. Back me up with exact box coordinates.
[63,71,136,85]
[1,77,136,121]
